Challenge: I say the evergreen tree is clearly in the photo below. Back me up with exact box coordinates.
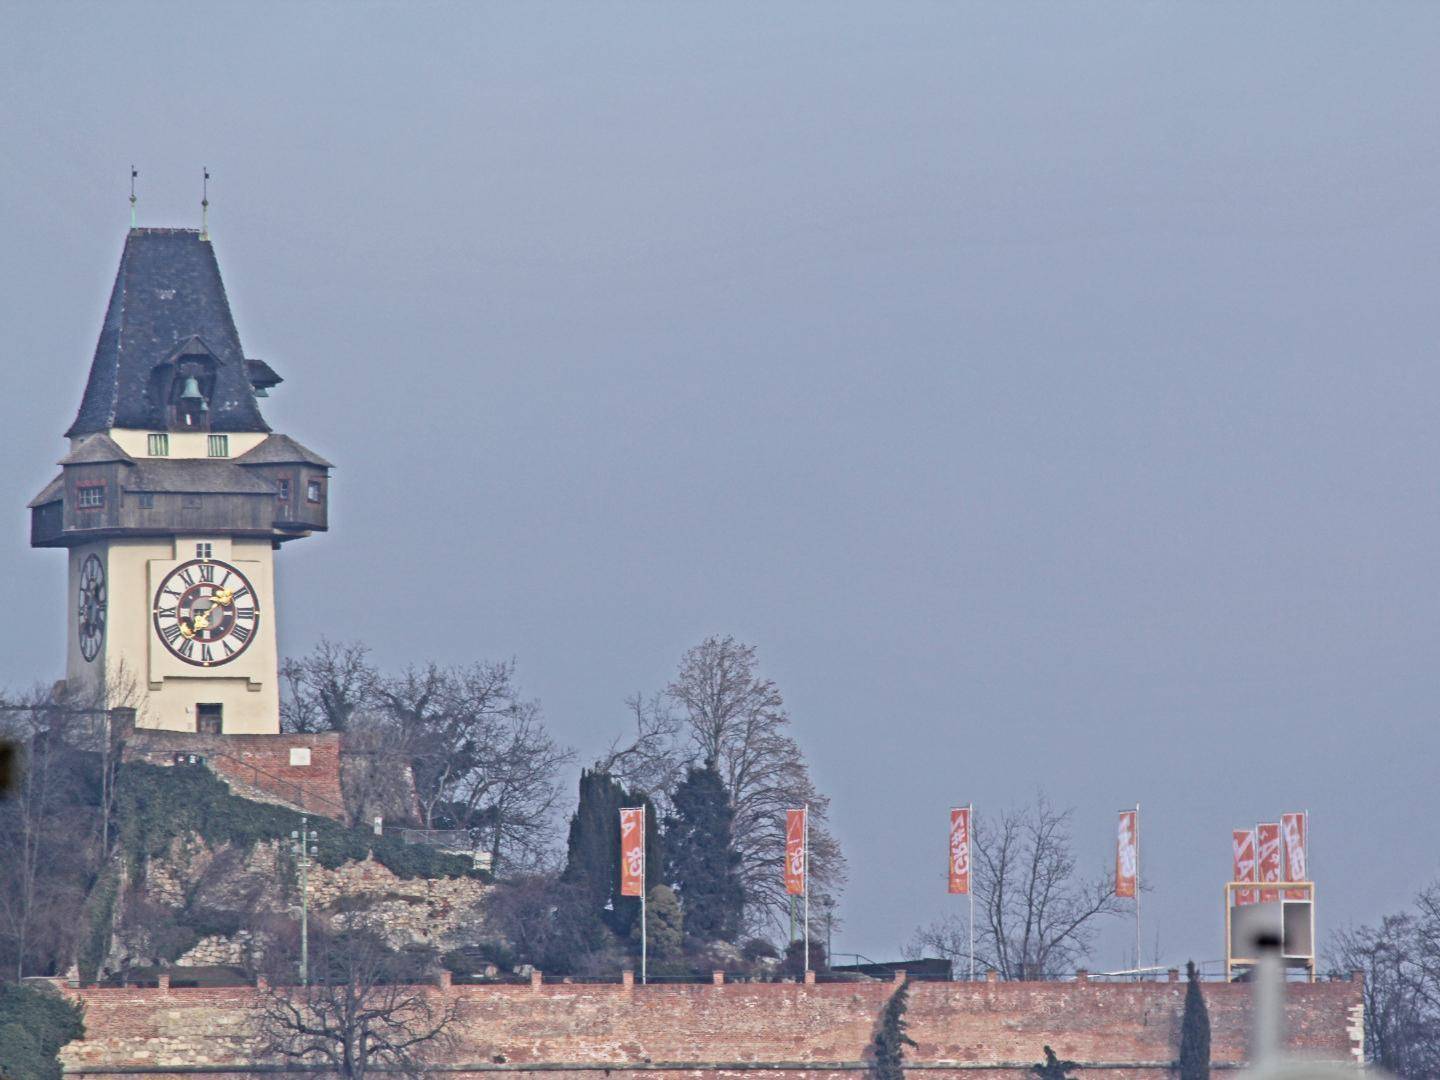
[780,937,828,979]
[0,982,85,1080]
[561,769,662,940]
[664,761,745,945]
[870,980,918,1080]
[633,884,685,961]
[1179,960,1211,1080]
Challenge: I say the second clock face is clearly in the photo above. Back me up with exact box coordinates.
[78,553,106,663]
[152,558,260,667]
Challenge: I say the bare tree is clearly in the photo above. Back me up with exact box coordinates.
[907,797,1122,979]
[339,715,420,830]
[666,636,845,937]
[280,639,379,734]
[1332,888,1440,1078]
[593,692,686,809]
[280,645,573,869]
[0,687,103,978]
[256,922,458,1079]
[377,661,573,871]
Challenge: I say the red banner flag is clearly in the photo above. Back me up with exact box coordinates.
[1116,810,1138,899]
[948,807,971,895]
[1257,822,1282,902]
[1282,812,1308,900]
[1232,828,1259,906]
[785,808,807,896]
[619,807,645,898]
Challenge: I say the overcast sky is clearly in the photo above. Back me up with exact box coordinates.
[3,3,1439,970]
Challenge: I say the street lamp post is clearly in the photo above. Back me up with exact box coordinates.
[290,815,319,985]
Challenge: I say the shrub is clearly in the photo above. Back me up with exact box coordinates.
[442,943,513,976]
[780,937,827,978]
[180,907,244,939]
[0,982,85,1080]
[742,937,779,962]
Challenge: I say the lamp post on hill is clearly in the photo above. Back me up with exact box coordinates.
[290,815,319,985]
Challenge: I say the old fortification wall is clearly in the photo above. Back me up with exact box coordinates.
[58,975,1364,1077]
[124,730,347,820]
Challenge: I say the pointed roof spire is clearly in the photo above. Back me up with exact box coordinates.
[65,230,274,439]
[201,167,210,240]
[129,166,138,229]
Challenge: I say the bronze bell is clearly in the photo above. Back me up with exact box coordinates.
[178,375,208,411]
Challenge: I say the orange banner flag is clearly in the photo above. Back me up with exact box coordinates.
[785,808,807,896]
[619,807,645,898]
[948,807,971,895]
[1232,828,1259,906]
[1116,810,1138,899]
[1282,812,1308,901]
[1256,822,1282,903]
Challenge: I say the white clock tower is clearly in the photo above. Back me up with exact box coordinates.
[29,228,332,734]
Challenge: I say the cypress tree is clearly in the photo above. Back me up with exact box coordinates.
[664,761,745,945]
[1179,959,1211,1080]
[871,979,918,1080]
[561,769,662,940]
[1030,1047,1078,1080]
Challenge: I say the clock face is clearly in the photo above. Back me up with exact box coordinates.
[151,558,260,667]
[78,554,106,663]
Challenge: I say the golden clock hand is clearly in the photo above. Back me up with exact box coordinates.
[180,622,196,640]
[211,587,233,607]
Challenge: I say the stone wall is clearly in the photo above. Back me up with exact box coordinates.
[58,975,1364,1077]
[124,730,346,821]
[108,835,489,973]
[304,853,489,950]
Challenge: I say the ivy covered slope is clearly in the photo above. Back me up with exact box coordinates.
[114,762,483,881]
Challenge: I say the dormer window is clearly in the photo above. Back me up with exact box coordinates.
[208,434,229,458]
[276,477,290,501]
[307,478,323,503]
[76,483,105,509]
[158,350,217,432]
[148,433,169,456]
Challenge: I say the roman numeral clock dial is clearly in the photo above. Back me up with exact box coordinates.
[152,558,260,667]
[77,553,107,663]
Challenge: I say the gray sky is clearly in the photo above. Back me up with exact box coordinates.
[3,3,1439,969]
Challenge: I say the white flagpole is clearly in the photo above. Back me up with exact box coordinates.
[1134,802,1141,977]
[803,804,811,975]
[641,805,648,986]
[968,803,975,982]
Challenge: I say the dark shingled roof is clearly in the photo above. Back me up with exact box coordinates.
[234,433,334,468]
[28,474,63,508]
[122,460,278,495]
[66,229,273,438]
[58,433,135,466]
[245,358,283,391]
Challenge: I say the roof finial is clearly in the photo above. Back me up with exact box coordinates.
[201,167,211,240]
[129,166,138,229]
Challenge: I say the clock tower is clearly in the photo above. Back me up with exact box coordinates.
[29,228,332,734]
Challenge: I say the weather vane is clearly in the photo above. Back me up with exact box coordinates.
[201,167,211,240]
[129,166,138,229]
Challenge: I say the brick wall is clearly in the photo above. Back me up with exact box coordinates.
[58,975,1364,1077]
[123,730,346,820]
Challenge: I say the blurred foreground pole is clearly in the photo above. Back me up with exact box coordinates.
[1241,928,1378,1080]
